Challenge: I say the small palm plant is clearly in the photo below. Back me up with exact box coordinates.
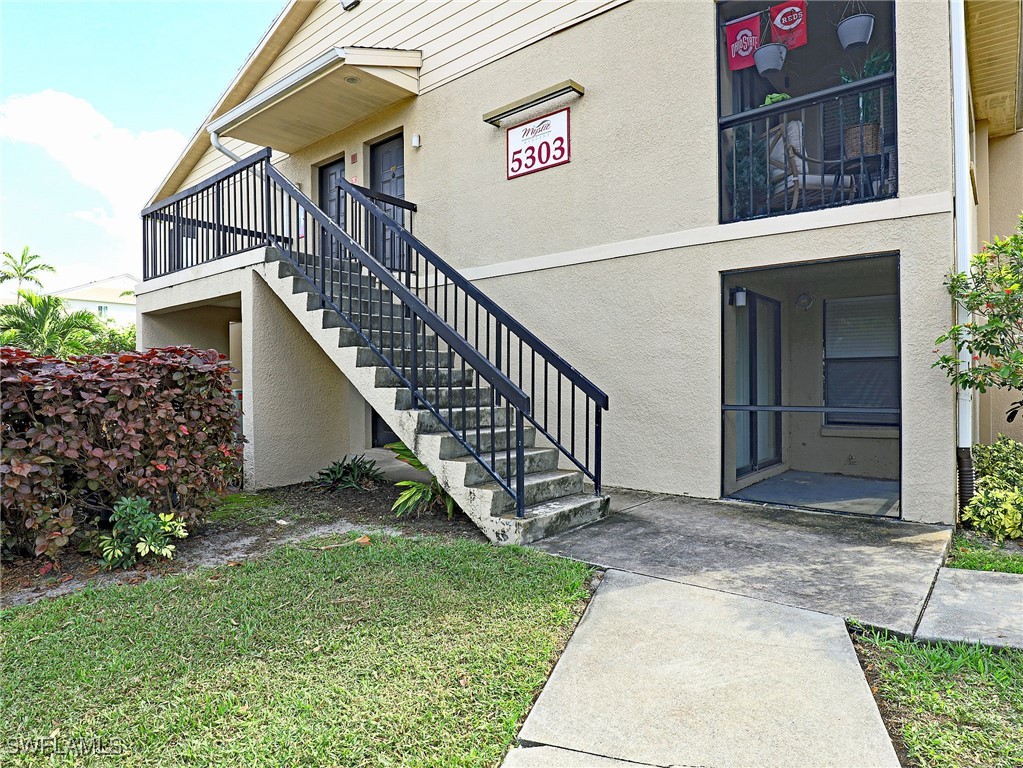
[0,246,55,297]
[0,291,104,357]
[385,441,458,518]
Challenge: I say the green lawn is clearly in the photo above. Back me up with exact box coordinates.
[1,535,592,767]
[205,491,282,526]
[858,631,1023,768]
[946,534,1023,575]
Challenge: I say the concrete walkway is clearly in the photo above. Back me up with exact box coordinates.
[505,570,900,768]
[917,567,1023,649]
[533,490,951,634]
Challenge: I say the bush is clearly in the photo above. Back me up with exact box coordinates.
[1,346,243,559]
[963,436,1023,541]
[310,455,383,491]
[98,496,187,570]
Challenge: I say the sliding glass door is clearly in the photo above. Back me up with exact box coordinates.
[734,291,782,476]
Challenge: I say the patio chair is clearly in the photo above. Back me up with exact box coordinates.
[768,119,856,211]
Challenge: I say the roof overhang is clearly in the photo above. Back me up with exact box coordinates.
[207,47,421,153]
[966,0,1023,137]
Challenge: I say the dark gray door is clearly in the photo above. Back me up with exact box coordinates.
[318,158,345,262]
[370,135,404,269]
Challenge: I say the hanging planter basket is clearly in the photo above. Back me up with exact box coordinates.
[837,9,874,50]
[754,42,787,74]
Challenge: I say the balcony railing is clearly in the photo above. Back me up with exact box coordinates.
[719,72,897,224]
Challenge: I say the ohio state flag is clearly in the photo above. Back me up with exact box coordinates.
[771,1,808,50]
[725,12,761,71]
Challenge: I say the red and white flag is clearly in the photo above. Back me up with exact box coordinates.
[725,12,761,71]
[770,0,808,50]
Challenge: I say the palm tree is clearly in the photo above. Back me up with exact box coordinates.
[0,246,56,297]
[0,290,103,358]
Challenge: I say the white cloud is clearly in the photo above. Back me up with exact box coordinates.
[0,90,186,275]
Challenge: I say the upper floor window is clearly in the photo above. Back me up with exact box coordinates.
[97,305,109,318]
[717,1,897,224]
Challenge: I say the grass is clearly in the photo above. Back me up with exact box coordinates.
[858,630,1023,768]
[0,535,592,767]
[946,534,1023,575]
[206,492,281,526]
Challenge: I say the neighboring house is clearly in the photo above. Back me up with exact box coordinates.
[136,0,1023,543]
[54,274,138,326]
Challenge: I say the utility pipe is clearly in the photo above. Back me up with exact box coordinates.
[210,130,243,163]
[950,0,975,507]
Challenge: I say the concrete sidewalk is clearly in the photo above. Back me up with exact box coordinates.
[505,570,900,768]
[533,490,951,634]
[917,567,1023,649]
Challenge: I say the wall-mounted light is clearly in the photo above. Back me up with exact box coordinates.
[411,134,422,148]
[729,288,748,307]
[340,0,361,11]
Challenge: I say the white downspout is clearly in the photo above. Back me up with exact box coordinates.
[210,130,243,163]
[950,0,975,505]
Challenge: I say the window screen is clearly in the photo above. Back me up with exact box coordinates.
[824,295,899,426]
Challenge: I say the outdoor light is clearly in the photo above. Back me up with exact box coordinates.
[345,76,361,85]
[411,134,422,148]
[729,288,748,307]
[340,0,361,11]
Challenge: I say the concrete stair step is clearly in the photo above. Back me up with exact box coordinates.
[356,346,451,369]
[496,493,611,544]
[423,424,537,459]
[447,446,561,486]
[390,385,494,410]
[374,365,474,389]
[414,403,510,433]
[476,470,584,515]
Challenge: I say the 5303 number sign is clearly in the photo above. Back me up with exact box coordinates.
[506,108,570,180]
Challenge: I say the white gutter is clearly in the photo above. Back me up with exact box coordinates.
[950,0,974,450]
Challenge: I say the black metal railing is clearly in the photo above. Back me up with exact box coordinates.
[720,72,897,224]
[333,176,609,497]
[141,148,609,517]
[141,149,276,279]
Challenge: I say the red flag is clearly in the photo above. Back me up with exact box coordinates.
[725,12,761,71]
[771,1,808,50]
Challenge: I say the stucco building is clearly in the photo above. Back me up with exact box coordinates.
[137,0,1023,542]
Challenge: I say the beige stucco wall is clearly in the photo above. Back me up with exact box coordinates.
[137,304,240,354]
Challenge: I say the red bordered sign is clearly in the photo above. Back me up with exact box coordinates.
[506,108,571,180]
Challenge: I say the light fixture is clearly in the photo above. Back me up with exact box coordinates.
[345,76,360,85]
[795,293,815,311]
[340,0,361,11]
[411,134,422,148]
[729,288,748,307]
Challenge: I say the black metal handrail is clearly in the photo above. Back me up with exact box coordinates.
[720,73,897,224]
[142,149,273,279]
[335,176,609,491]
[141,148,609,514]
[262,165,533,514]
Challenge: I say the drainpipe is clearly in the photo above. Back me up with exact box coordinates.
[210,130,243,163]
[950,0,975,511]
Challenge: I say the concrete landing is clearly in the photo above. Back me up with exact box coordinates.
[730,470,900,517]
[513,570,899,768]
[533,492,950,634]
[916,568,1023,649]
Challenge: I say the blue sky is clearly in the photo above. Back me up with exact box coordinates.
[0,0,284,296]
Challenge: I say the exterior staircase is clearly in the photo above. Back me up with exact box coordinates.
[257,252,608,543]
[141,148,610,545]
